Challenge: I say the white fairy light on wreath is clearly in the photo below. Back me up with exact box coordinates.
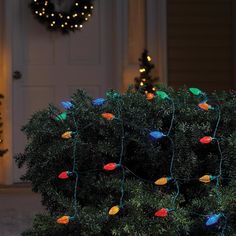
[29,0,94,33]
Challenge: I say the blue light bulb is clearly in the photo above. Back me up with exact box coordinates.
[92,98,106,106]
[61,101,73,109]
[206,213,222,226]
[149,131,165,140]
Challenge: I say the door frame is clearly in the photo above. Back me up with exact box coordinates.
[147,0,168,85]
[0,0,14,185]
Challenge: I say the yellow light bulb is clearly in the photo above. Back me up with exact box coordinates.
[61,24,64,28]
[67,16,70,19]
[61,131,72,139]
[84,6,88,9]
[147,56,151,61]
[199,175,213,183]
[152,87,156,91]
[142,78,146,82]
[75,2,79,6]
[82,12,85,15]
[51,13,54,16]
[65,22,68,25]
[145,90,148,94]
[39,13,42,16]
[85,18,88,21]
[139,68,146,73]
[140,82,144,86]
[109,205,120,215]
[88,13,91,17]
[91,5,94,9]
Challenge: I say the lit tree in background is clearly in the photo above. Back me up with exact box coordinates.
[134,49,159,95]
[0,94,7,157]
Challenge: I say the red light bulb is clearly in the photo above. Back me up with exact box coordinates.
[103,163,121,171]
[200,136,213,144]
[154,208,169,217]
[58,171,72,179]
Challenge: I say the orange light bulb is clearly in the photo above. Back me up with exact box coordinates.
[154,177,172,186]
[56,215,70,224]
[198,103,213,111]
[146,93,154,100]
[61,131,72,139]
[199,175,217,183]
[101,113,115,121]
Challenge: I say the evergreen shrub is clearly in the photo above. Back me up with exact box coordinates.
[16,87,236,236]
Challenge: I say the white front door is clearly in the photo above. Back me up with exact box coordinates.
[12,0,121,182]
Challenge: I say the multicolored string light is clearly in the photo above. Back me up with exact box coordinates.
[102,98,126,215]
[51,89,233,235]
[152,90,180,217]
[189,87,227,233]
[56,100,80,224]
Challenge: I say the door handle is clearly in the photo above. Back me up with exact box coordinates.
[13,71,22,80]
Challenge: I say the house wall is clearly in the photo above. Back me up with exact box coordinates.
[167,0,236,91]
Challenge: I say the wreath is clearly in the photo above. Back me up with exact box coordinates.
[29,0,94,33]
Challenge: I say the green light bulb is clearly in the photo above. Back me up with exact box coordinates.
[156,91,169,100]
[189,88,203,96]
[106,90,120,99]
[55,112,67,121]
